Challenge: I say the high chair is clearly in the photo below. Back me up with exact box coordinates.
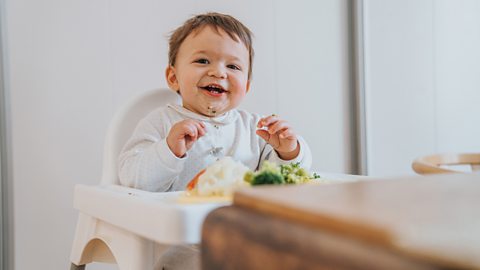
[70,89,224,270]
[412,153,480,175]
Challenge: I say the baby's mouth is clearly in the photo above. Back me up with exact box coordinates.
[200,84,228,94]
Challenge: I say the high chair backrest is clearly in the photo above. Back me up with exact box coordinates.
[101,88,181,185]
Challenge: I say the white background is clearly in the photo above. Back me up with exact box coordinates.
[364,0,480,176]
[2,0,480,269]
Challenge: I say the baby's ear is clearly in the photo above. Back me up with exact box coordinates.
[165,66,179,91]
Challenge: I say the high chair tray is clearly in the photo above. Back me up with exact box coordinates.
[73,184,227,245]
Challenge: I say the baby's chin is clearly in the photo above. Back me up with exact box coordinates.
[202,107,227,117]
[200,101,231,117]
[185,100,235,117]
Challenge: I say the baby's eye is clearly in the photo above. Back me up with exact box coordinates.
[227,64,241,71]
[194,59,209,64]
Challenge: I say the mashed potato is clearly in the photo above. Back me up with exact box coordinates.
[196,157,250,196]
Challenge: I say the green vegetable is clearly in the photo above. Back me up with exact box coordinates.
[243,171,255,184]
[245,161,320,186]
[244,161,284,185]
[251,171,285,185]
[280,162,317,184]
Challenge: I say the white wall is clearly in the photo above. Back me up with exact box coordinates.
[4,0,351,269]
[434,0,480,153]
[363,0,480,176]
[275,0,352,173]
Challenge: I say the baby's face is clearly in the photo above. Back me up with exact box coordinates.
[166,26,250,117]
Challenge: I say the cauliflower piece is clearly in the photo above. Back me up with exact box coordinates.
[196,157,250,196]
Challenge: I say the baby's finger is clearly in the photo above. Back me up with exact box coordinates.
[198,127,206,137]
[194,121,206,137]
[258,114,279,128]
[268,120,290,135]
[256,129,271,142]
[185,124,198,139]
[279,128,296,139]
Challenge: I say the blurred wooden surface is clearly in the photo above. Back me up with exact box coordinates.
[202,173,480,270]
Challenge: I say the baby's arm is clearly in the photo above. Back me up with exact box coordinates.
[117,118,177,191]
[118,114,206,191]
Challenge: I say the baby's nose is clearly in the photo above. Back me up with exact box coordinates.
[207,65,227,78]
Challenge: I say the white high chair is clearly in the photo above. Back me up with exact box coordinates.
[70,88,224,270]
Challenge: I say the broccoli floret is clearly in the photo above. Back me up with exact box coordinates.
[248,161,284,186]
[280,162,320,184]
[251,170,285,185]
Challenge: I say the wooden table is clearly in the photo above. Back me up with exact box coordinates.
[201,173,480,270]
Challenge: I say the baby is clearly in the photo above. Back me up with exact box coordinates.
[118,12,312,270]
[119,12,312,193]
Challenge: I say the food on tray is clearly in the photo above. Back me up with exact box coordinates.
[244,161,320,186]
[186,157,250,197]
[184,157,321,199]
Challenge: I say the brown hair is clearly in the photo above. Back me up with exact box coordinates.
[168,12,254,79]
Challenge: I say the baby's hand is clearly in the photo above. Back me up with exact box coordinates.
[256,115,300,160]
[167,120,206,158]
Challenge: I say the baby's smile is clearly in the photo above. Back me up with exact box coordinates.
[199,83,229,97]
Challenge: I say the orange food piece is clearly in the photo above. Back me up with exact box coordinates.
[186,169,206,191]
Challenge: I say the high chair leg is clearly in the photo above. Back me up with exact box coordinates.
[71,212,167,270]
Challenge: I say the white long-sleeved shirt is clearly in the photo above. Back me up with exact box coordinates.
[118,104,312,192]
